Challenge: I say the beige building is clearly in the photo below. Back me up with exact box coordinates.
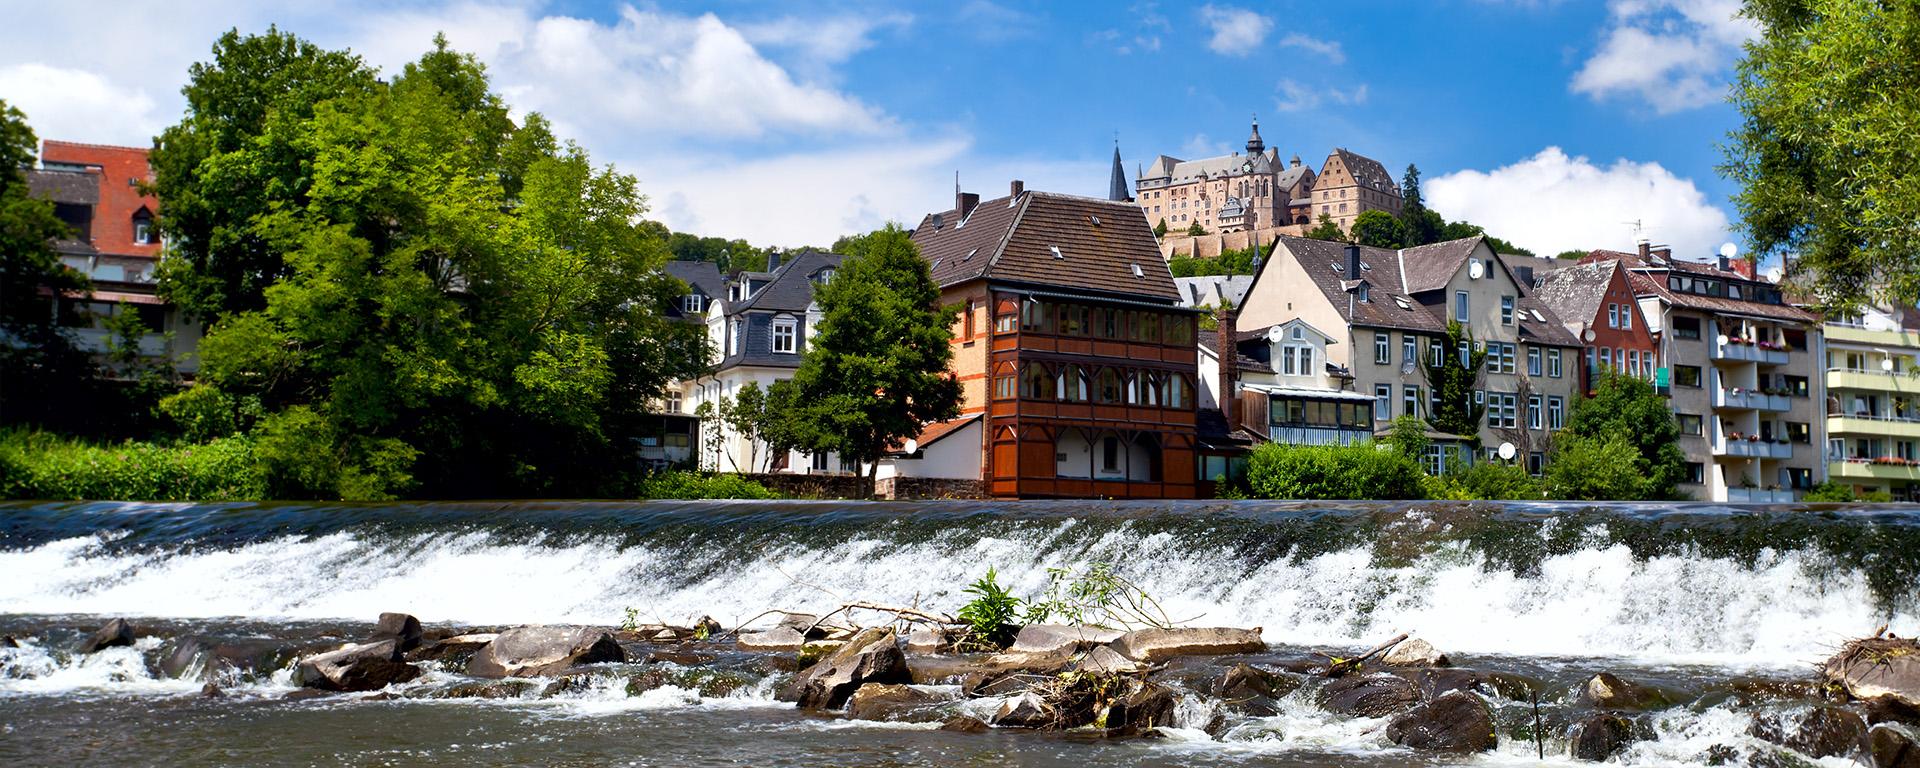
[1310,148,1404,232]
[1135,122,1401,240]
[1821,305,1920,500]
[1235,234,1583,473]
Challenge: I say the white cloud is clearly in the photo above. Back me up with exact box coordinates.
[738,12,914,79]
[1181,133,1229,157]
[1199,4,1272,56]
[1426,147,1731,257]
[0,64,162,146]
[1278,33,1344,64]
[1274,79,1368,112]
[1571,0,1759,113]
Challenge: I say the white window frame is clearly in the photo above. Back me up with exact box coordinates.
[1455,291,1469,323]
[1608,303,1619,328]
[1527,347,1542,377]
[1375,384,1392,419]
[1501,296,1515,325]
[1528,394,1543,430]
[1548,396,1564,429]
[1548,349,1562,378]
[1375,333,1390,364]
[1403,336,1416,366]
[682,294,704,314]
[771,317,798,354]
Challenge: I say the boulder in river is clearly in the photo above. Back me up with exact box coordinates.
[1568,713,1636,761]
[409,633,497,665]
[1100,679,1177,737]
[1381,637,1450,667]
[941,715,991,733]
[1749,705,1868,760]
[76,618,135,654]
[737,627,806,652]
[846,683,954,723]
[293,640,422,692]
[1074,645,1142,676]
[992,692,1054,729]
[1385,691,1496,752]
[466,626,625,678]
[1008,625,1124,655]
[1871,722,1920,768]
[1109,627,1265,663]
[160,635,295,680]
[371,613,424,652]
[775,627,910,710]
[1320,673,1420,718]
[904,628,950,655]
[1581,672,1673,711]
[1825,637,1920,710]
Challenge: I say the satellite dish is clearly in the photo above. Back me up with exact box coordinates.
[1497,442,1516,461]
[1719,242,1739,259]
[1267,326,1287,342]
[1716,333,1730,346]
[1582,328,1597,343]
[1469,261,1486,279]
[903,439,919,455]
[1764,266,1784,283]
[1884,358,1896,372]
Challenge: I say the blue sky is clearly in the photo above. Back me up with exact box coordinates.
[0,0,1755,258]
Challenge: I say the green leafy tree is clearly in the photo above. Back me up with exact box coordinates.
[1426,461,1541,500]
[1153,218,1169,237]
[1186,220,1206,237]
[789,224,961,484]
[1554,249,1590,261]
[1560,370,1686,499]
[1420,322,1489,447]
[1544,432,1645,500]
[1384,414,1430,461]
[1350,210,1407,248]
[0,100,93,426]
[1398,165,1442,247]
[1304,213,1346,242]
[1726,0,1920,307]
[1168,246,1260,277]
[1244,442,1426,500]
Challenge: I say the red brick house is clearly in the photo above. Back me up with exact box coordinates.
[1524,258,1659,394]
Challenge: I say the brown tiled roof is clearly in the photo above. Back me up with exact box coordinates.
[911,190,1178,302]
[1585,250,1821,324]
[890,413,982,454]
[1397,236,1485,294]
[1269,235,1445,333]
[1517,297,1584,348]
[1328,148,1400,195]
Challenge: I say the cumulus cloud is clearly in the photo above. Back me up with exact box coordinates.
[1426,147,1731,258]
[1181,133,1230,158]
[1572,0,1759,113]
[1199,4,1272,56]
[1278,33,1344,64]
[0,64,163,146]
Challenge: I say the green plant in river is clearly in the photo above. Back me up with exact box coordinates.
[956,567,1022,650]
[1023,562,1178,630]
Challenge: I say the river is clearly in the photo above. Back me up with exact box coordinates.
[2,499,1915,766]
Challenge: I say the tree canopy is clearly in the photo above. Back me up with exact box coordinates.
[0,100,93,425]
[1726,0,1920,308]
[1557,370,1686,499]
[1350,210,1407,248]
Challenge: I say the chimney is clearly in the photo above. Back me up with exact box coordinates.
[1217,307,1239,430]
[1345,243,1361,278]
[766,248,782,272]
[1652,246,1671,262]
[1731,258,1756,280]
[1717,255,1731,273]
[1637,238,1651,260]
[956,190,980,219]
[1010,179,1025,198]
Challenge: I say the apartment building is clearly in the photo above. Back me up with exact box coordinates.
[908,181,1202,499]
[1520,259,1661,395]
[1821,305,1920,500]
[1236,235,1583,473]
[1592,248,1824,502]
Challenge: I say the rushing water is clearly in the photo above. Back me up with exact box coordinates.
[2,499,1917,766]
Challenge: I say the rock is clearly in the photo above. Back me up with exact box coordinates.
[76,618,135,654]
[846,683,953,723]
[1825,637,1920,710]
[283,688,336,701]
[775,628,911,710]
[1102,680,1177,737]
[1385,691,1496,752]
[1865,697,1920,727]
[1008,625,1125,655]
[159,636,293,680]
[1320,673,1420,718]
[466,626,624,678]
[694,616,723,637]
[200,682,223,698]
[1871,722,1920,768]
[1394,668,1489,700]
[941,716,991,733]
[905,628,949,654]
[1749,705,1867,759]
[1075,645,1142,676]
[1109,627,1265,663]
[992,692,1054,729]
[1569,713,1635,761]
[1381,637,1450,667]
[408,633,497,665]
[1581,672,1673,711]
[429,680,538,699]
[777,613,844,640]
[1216,663,1299,717]
[737,627,806,652]
[293,640,422,692]
[372,613,424,652]
[1,635,16,648]
[798,640,847,666]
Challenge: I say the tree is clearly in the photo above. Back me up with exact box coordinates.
[1544,432,1645,501]
[1304,213,1346,242]
[0,100,93,429]
[1186,220,1206,237]
[1439,220,1535,257]
[1350,210,1407,249]
[1384,414,1430,461]
[1244,442,1425,500]
[1726,0,1920,308]
[789,224,961,484]
[1153,218,1169,237]
[1554,249,1590,261]
[1560,370,1686,499]
[1420,322,1488,447]
[1398,165,1442,247]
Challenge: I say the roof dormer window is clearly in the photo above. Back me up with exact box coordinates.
[682,294,705,314]
[772,316,798,354]
[132,210,153,245]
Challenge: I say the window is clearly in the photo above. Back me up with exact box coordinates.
[1058,366,1089,402]
[1167,375,1190,409]
[1428,340,1443,368]
[995,375,1016,400]
[1454,291,1469,322]
[1282,345,1314,376]
[1677,413,1702,436]
[1548,349,1562,378]
[1484,343,1516,374]
[1102,437,1120,472]
[1375,333,1390,364]
[812,453,830,472]
[1528,347,1542,376]
[1096,369,1123,403]
[133,217,152,245]
[1672,316,1702,340]
[1528,394,1542,429]
[1621,306,1632,331]
[1674,365,1702,388]
[1599,347,1612,370]
[1528,452,1544,476]
[1607,303,1619,328]
[995,313,1017,333]
[1547,396,1564,429]
[1022,363,1054,400]
[1785,375,1809,397]
[1501,296,1515,325]
[665,390,683,414]
[1628,350,1640,377]
[1783,467,1812,490]
[1375,384,1392,418]
[1486,393,1518,429]
[963,300,976,339]
[1685,462,1704,484]
[682,294,705,314]
[771,318,798,353]
[1403,336,1417,366]
[1403,385,1422,419]
[1787,421,1810,444]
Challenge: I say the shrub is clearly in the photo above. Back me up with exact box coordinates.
[1805,481,1894,503]
[1544,433,1645,500]
[1424,461,1541,500]
[630,471,778,500]
[0,430,265,501]
[1244,441,1426,500]
[956,567,1022,650]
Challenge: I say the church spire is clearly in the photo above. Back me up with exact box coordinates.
[1108,138,1130,202]
[1246,114,1265,155]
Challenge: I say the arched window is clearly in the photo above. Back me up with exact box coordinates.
[1022,362,1054,400]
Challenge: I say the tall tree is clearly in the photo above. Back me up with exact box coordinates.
[1560,370,1685,499]
[1398,164,1442,247]
[1304,213,1346,242]
[1350,210,1407,249]
[0,101,93,425]
[1726,0,1920,307]
[1420,322,1489,447]
[790,224,961,483]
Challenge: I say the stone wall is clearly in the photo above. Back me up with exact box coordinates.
[877,476,992,501]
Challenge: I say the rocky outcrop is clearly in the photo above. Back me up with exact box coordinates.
[736,627,806,652]
[159,635,294,680]
[1320,673,1420,718]
[1109,627,1264,663]
[1007,625,1124,655]
[77,618,135,654]
[293,640,422,691]
[1569,713,1635,761]
[1100,680,1177,736]
[941,716,991,733]
[1381,637,1450,667]
[776,628,911,710]
[992,692,1054,729]
[466,626,624,678]
[1385,691,1496,752]
[409,633,497,665]
[1872,722,1920,768]
[846,683,953,723]
[1581,672,1672,711]
[1750,705,1867,759]
[1825,637,1920,709]
[372,613,424,652]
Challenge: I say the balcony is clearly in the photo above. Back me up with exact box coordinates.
[1827,414,1920,439]
[1269,425,1372,447]
[1713,438,1793,459]
[1726,488,1796,503]
[1826,368,1919,395]
[1825,323,1920,348]
[1713,388,1789,412]
[1710,338,1789,365]
[1830,459,1920,482]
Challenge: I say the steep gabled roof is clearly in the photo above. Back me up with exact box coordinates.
[731,250,843,314]
[1326,148,1400,195]
[1527,261,1618,331]
[663,260,725,299]
[1397,236,1485,294]
[1269,235,1445,333]
[25,169,97,205]
[1516,297,1585,348]
[912,189,1179,302]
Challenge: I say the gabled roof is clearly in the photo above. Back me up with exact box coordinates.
[1273,164,1313,190]
[25,169,97,205]
[1516,297,1584,348]
[1527,261,1618,330]
[1141,149,1281,182]
[912,189,1179,302]
[731,250,843,314]
[1588,250,1820,324]
[1325,148,1400,194]
[1397,237,1486,294]
[663,260,725,299]
[1174,275,1253,308]
[1267,236,1444,333]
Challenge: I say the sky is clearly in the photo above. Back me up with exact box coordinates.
[0,0,1758,260]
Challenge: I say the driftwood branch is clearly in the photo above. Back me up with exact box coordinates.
[1320,632,1410,677]
[803,601,959,636]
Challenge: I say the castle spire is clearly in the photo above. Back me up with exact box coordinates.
[1108,138,1130,202]
[1246,114,1265,155]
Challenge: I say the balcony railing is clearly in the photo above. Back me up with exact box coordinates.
[1711,338,1790,365]
[1269,425,1373,447]
[1713,388,1790,412]
[1726,488,1796,503]
[1829,458,1920,481]
[1714,439,1793,459]
[1826,367,1918,394]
